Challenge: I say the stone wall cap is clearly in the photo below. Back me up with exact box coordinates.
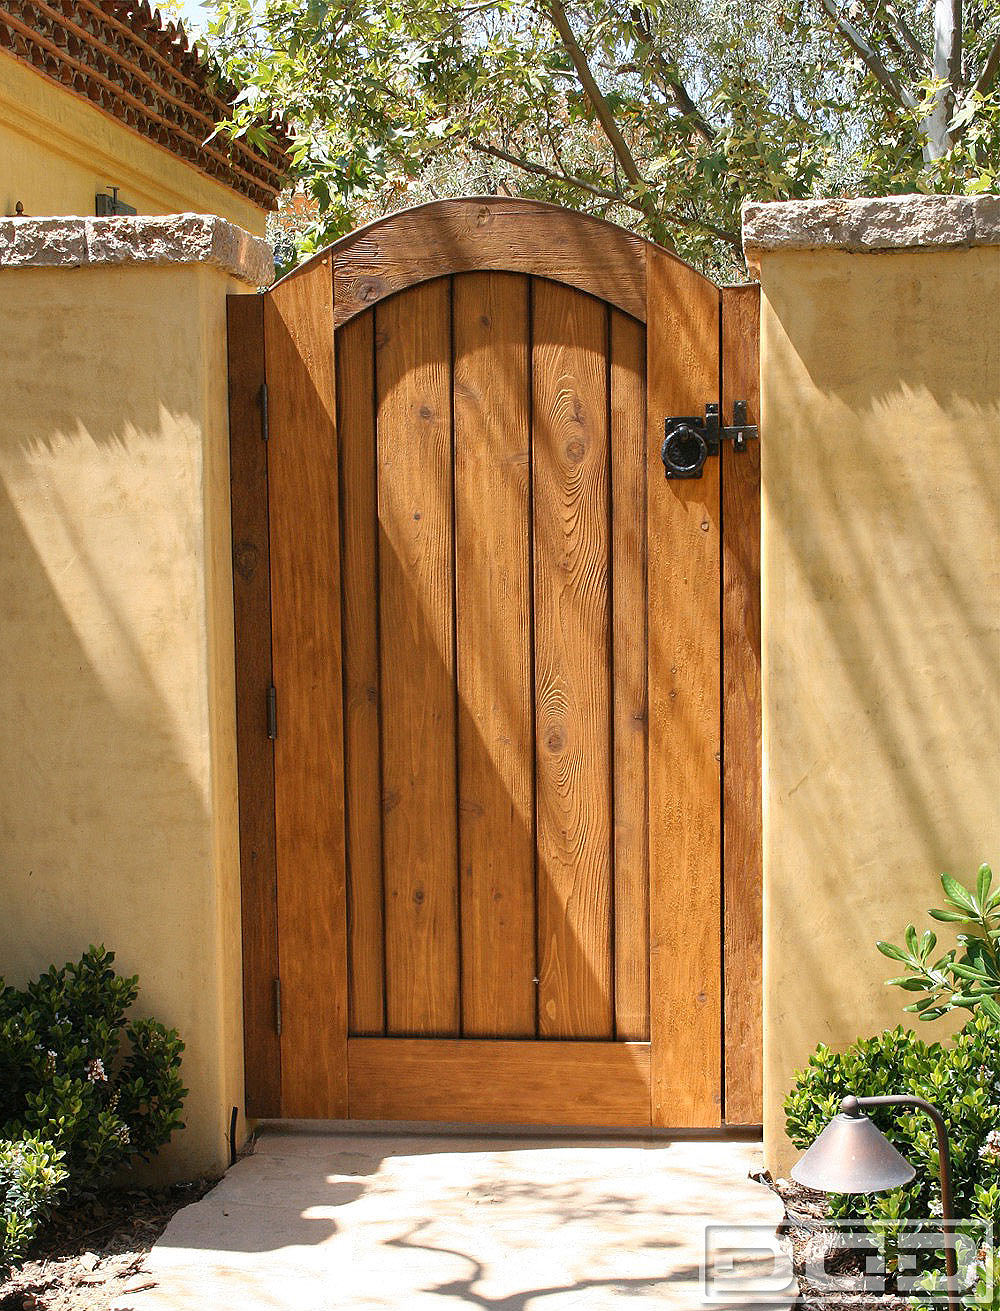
[742,194,1000,256]
[0,214,274,286]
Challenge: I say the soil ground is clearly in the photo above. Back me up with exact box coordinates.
[765,1172,910,1310]
[0,1180,215,1311]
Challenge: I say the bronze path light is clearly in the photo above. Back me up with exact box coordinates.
[791,1094,960,1311]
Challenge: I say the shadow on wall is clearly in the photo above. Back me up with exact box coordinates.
[0,303,225,1179]
[763,247,1000,1065]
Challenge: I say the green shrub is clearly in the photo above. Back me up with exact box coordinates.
[1,1135,66,1277]
[0,946,187,1197]
[786,1016,999,1224]
[877,864,1000,1023]
[785,1015,1000,1300]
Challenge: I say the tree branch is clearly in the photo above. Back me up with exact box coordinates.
[973,33,1000,95]
[633,8,716,144]
[546,0,647,187]
[818,0,918,109]
[884,4,930,68]
[933,0,962,88]
[468,139,633,205]
[467,139,742,250]
[926,0,962,157]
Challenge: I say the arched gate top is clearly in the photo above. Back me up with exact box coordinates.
[274,196,714,326]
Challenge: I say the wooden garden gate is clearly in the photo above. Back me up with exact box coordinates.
[227,198,762,1130]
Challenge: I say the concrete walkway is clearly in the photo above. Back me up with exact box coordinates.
[117,1127,793,1310]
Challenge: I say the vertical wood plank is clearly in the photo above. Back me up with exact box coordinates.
[227,293,280,1116]
[646,250,722,1126]
[532,279,613,1040]
[376,277,460,1036]
[610,310,650,1042]
[264,259,349,1117]
[338,311,385,1036]
[453,273,535,1037]
[721,284,763,1124]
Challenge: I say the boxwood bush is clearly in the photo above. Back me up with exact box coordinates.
[0,1135,66,1278]
[786,866,1000,1306]
[786,1016,1000,1226]
[0,946,187,1199]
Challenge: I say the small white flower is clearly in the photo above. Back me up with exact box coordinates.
[85,1057,107,1083]
[978,1129,1000,1162]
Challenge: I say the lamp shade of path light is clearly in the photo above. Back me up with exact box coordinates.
[791,1093,961,1311]
[790,1096,916,1193]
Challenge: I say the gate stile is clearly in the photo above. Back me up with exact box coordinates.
[227,197,762,1129]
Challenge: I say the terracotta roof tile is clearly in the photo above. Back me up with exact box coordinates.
[0,0,291,209]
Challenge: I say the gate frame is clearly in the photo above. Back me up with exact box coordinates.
[227,196,761,1127]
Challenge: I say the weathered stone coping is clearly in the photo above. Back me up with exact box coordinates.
[743,194,1000,257]
[0,213,274,286]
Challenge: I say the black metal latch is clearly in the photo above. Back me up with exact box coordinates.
[662,402,758,479]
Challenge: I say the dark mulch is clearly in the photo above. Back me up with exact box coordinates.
[0,1180,215,1311]
[758,1170,910,1310]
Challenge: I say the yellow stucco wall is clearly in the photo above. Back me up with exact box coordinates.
[0,261,249,1182]
[760,246,1000,1173]
[0,49,267,235]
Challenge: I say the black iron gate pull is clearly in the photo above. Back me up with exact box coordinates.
[662,402,758,479]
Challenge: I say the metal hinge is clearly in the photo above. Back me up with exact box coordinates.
[274,977,282,1036]
[259,382,269,442]
[662,400,758,479]
[267,685,277,740]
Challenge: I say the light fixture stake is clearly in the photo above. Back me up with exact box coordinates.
[841,1095,959,1311]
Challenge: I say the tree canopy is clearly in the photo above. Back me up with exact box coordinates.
[206,0,1000,276]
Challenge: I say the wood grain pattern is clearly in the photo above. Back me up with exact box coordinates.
[227,292,280,1116]
[264,257,349,1117]
[338,311,385,1036]
[609,311,650,1042]
[325,198,648,326]
[376,277,460,1036]
[645,248,723,1127]
[532,280,613,1040]
[721,284,763,1125]
[349,1038,651,1125]
[453,273,536,1037]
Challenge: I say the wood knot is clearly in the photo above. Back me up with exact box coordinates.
[358,277,385,304]
[413,887,425,906]
[419,404,433,420]
[233,540,258,581]
[565,439,586,464]
[546,727,566,753]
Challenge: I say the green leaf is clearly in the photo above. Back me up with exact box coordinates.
[941,874,978,916]
[891,977,931,992]
[976,864,992,909]
[877,941,911,963]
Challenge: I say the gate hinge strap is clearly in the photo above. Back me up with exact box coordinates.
[267,685,277,740]
[259,382,269,442]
